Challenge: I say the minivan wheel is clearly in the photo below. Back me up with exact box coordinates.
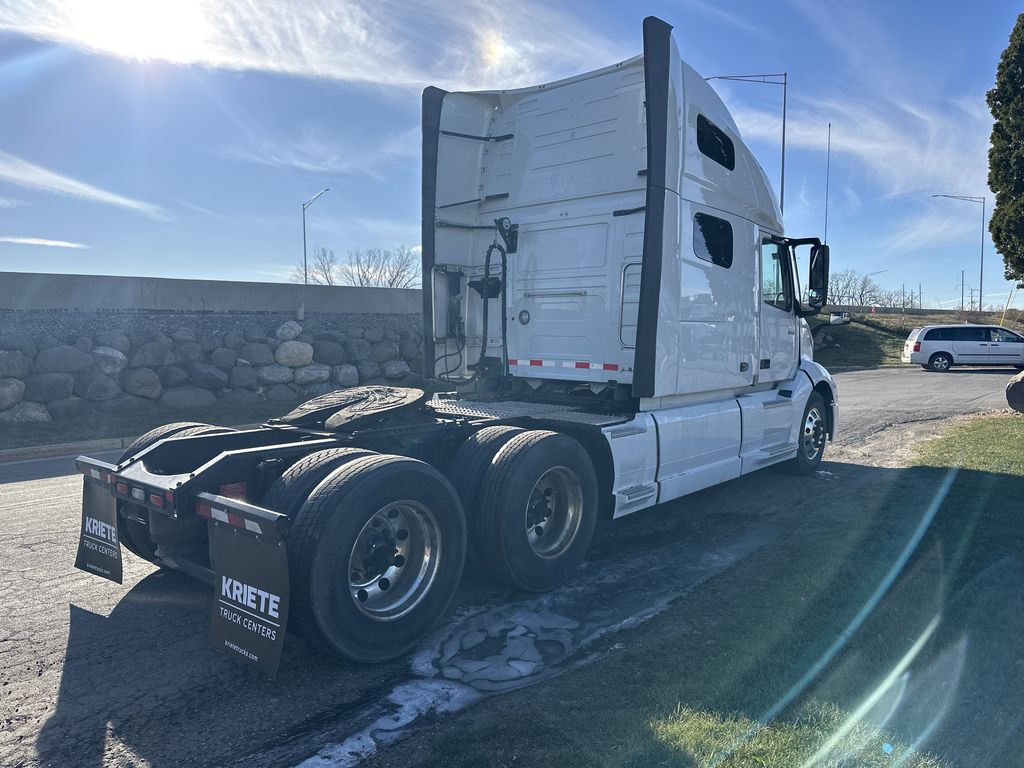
[928,353,953,372]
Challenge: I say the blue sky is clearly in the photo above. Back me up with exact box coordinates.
[0,0,1020,309]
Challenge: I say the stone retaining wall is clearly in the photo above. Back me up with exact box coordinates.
[0,316,424,423]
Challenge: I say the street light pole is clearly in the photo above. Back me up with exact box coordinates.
[932,194,985,311]
[705,72,788,212]
[301,188,330,285]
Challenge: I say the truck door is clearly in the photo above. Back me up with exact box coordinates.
[758,237,798,384]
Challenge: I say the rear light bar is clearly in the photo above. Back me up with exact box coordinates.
[196,500,263,534]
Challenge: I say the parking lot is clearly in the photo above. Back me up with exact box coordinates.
[0,366,1016,768]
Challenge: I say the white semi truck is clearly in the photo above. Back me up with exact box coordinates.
[73,17,836,676]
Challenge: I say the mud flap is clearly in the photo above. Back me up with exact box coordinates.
[74,467,123,584]
[201,493,291,677]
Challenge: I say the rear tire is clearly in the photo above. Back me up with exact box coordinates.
[262,447,376,517]
[787,393,827,475]
[445,426,525,572]
[928,352,953,372]
[117,422,234,563]
[288,454,466,662]
[477,430,598,592]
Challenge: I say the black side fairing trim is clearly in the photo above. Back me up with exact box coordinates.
[421,86,448,375]
[632,16,673,398]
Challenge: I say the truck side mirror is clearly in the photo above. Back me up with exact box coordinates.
[807,243,829,310]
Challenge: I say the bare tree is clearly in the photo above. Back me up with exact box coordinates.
[338,246,420,288]
[290,245,339,285]
[828,269,859,306]
[854,274,883,307]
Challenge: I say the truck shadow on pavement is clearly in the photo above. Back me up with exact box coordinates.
[33,459,1024,768]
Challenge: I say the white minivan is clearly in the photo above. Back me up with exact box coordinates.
[902,324,1024,371]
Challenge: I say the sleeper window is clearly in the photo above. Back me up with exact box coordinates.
[693,213,733,268]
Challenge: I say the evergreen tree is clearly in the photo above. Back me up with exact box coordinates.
[987,13,1024,286]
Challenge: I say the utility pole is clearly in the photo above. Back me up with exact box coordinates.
[961,270,965,312]
[824,122,831,243]
[301,188,330,286]
[918,284,922,309]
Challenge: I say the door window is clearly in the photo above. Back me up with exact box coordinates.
[760,241,791,312]
[991,328,1022,343]
[954,327,988,342]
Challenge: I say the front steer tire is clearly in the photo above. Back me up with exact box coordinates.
[787,392,827,476]
[117,421,234,563]
[287,454,467,662]
[477,430,598,593]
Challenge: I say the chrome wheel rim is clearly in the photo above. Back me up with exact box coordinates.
[933,356,951,371]
[347,501,441,621]
[802,407,826,462]
[525,466,583,559]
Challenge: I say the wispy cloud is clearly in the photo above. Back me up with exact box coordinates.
[729,95,989,202]
[176,200,228,220]
[0,1,630,90]
[715,1,992,262]
[0,235,88,248]
[0,196,28,208]
[309,215,420,249]
[677,0,769,40]
[878,207,977,253]
[226,126,419,180]
[0,150,167,218]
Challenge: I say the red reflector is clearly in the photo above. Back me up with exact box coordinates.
[575,362,589,369]
[149,493,164,508]
[165,489,175,503]
[913,342,921,352]
[195,502,212,519]
[602,363,619,371]
[115,482,128,495]
[218,481,247,499]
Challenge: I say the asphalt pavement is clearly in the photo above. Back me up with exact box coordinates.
[0,366,1016,768]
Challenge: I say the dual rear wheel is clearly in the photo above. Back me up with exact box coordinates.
[263,449,466,663]
[264,428,599,662]
[449,428,599,593]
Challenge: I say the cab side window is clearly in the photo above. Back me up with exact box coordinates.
[760,241,791,312]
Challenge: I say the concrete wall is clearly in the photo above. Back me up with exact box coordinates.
[0,271,419,314]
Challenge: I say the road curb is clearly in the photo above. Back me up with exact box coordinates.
[0,437,130,464]
[828,364,910,373]
[0,423,267,465]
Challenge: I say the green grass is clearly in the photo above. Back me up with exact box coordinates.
[364,414,1024,768]
[0,400,296,450]
[813,319,907,368]
[812,312,1024,370]
[914,415,1024,474]
[650,703,941,768]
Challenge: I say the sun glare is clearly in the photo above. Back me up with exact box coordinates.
[67,0,210,63]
